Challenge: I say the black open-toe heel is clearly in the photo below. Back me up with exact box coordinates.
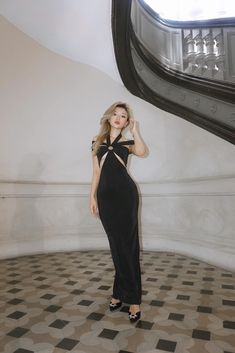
[128,310,141,322]
[109,300,122,311]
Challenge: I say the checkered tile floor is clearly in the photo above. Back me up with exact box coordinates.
[0,250,234,353]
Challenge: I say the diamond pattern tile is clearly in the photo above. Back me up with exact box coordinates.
[49,319,69,329]
[98,328,119,339]
[56,338,79,350]
[7,311,26,320]
[7,327,29,338]
[192,329,211,340]
[156,338,177,352]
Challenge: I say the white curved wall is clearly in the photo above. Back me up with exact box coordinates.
[1,17,235,270]
[0,0,121,82]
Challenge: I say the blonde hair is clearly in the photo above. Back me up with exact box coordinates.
[92,101,133,155]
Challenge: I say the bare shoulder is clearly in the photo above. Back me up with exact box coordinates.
[120,135,133,142]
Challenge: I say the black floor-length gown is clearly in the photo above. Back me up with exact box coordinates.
[92,133,142,304]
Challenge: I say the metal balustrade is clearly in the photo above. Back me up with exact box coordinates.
[131,0,235,83]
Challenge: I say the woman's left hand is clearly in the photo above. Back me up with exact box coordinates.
[129,118,138,135]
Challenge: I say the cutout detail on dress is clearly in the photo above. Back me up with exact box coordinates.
[91,133,135,172]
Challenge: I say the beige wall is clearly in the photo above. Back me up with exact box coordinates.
[1,16,235,270]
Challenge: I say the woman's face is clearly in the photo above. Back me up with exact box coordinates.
[109,107,129,129]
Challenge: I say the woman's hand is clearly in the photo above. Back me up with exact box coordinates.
[90,197,99,218]
[129,118,138,135]
[128,118,147,157]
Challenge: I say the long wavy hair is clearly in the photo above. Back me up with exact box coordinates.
[92,101,133,156]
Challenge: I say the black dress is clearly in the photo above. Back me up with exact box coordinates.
[92,133,142,304]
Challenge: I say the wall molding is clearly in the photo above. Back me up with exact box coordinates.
[1,173,235,184]
[1,176,235,197]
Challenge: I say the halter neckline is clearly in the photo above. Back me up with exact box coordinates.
[107,132,122,145]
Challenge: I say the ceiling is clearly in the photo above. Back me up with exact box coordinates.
[0,0,121,82]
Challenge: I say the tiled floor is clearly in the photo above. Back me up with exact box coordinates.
[0,250,234,353]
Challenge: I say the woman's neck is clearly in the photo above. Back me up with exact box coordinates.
[109,128,121,138]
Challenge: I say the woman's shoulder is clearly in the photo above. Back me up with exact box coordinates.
[120,136,134,143]
[120,135,134,142]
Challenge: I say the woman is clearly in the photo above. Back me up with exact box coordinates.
[90,101,147,322]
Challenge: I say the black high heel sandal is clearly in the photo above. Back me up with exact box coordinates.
[128,310,141,322]
[109,300,122,311]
